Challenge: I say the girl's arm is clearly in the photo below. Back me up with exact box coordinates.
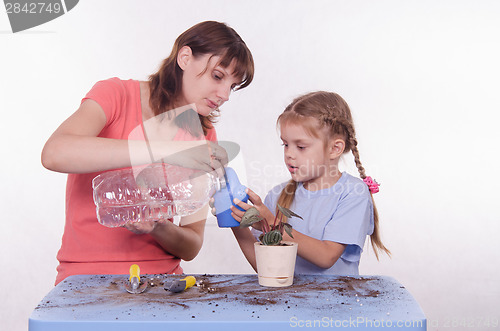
[208,196,258,271]
[281,230,346,269]
[227,189,273,271]
[231,189,346,270]
[231,227,258,271]
[41,100,226,174]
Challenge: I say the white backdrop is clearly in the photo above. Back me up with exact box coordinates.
[1,1,499,330]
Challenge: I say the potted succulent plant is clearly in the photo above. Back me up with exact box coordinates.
[239,205,303,287]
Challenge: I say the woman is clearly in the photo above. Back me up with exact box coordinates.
[41,21,254,284]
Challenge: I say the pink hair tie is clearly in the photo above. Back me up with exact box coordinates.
[363,176,380,194]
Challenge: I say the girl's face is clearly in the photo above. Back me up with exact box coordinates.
[178,49,241,116]
[280,121,340,191]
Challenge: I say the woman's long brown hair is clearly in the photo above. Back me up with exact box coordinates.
[276,91,391,259]
[148,21,254,137]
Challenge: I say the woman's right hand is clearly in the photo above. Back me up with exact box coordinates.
[42,99,228,175]
[160,140,228,179]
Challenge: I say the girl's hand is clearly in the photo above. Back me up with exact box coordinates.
[230,189,275,229]
[208,188,267,219]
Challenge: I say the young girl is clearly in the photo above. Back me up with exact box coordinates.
[42,21,254,284]
[230,91,390,275]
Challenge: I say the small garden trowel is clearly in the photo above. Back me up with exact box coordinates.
[125,264,148,294]
[165,276,196,293]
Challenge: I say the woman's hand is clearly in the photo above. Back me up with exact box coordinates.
[160,140,228,179]
[123,220,165,235]
[124,216,206,261]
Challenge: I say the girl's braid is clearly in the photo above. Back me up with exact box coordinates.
[331,117,367,180]
[349,136,367,180]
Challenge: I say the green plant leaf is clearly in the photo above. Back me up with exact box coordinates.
[277,204,303,220]
[260,230,282,245]
[239,207,262,228]
[283,222,294,238]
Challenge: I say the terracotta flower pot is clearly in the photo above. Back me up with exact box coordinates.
[254,241,298,287]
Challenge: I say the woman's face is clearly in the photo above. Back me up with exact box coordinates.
[178,49,241,116]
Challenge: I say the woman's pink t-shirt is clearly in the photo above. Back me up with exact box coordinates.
[55,78,216,285]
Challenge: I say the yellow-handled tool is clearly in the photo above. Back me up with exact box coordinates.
[165,276,196,293]
[125,264,148,294]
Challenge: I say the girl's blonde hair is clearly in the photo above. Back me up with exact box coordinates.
[276,91,390,259]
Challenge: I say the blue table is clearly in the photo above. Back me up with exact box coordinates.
[29,274,426,330]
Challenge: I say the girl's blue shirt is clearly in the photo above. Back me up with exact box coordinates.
[260,172,374,275]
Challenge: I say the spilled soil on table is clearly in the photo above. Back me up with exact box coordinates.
[36,274,381,311]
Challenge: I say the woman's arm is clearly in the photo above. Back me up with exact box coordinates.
[127,219,206,261]
[126,204,210,261]
[42,100,227,174]
[124,206,208,261]
[150,220,206,261]
[41,99,132,173]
